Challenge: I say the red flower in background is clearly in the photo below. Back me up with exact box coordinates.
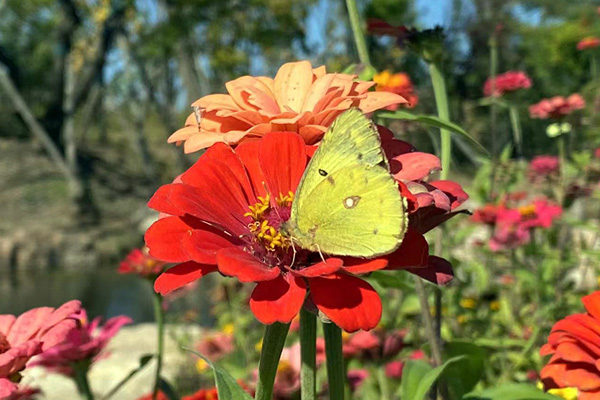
[373,70,419,109]
[119,248,167,278]
[577,36,600,51]
[30,310,131,376]
[529,94,586,119]
[169,61,407,153]
[483,71,532,97]
[0,301,82,398]
[540,290,600,399]
[528,155,560,182]
[146,128,467,332]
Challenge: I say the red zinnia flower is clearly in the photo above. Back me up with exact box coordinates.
[540,290,600,399]
[578,36,600,51]
[528,155,560,181]
[483,71,532,97]
[146,130,465,332]
[119,248,167,278]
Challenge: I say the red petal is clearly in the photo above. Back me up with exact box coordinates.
[148,184,185,216]
[398,181,418,214]
[342,258,388,274]
[167,182,250,237]
[393,152,441,181]
[429,180,469,210]
[145,216,193,263]
[154,262,218,295]
[310,273,382,332]
[384,229,429,269]
[182,228,237,264]
[250,274,307,324]
[217,247,281,282]
[259,132,307,198]
[406,256,454,285]
[236,140,268,198]
[583,292,600,321]
[291,258,343,277]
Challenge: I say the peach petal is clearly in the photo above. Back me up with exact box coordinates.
[183,132,227,154]
[168,126,198,143]
[298,125,327,144]
[256,76,275,92]
[312,87,345,114]
[312,65,327,79]
[302,74,337,112]
[192,94,239,112]
[358,91,408,113]
[226,76,279,114]
[273,61,314,113]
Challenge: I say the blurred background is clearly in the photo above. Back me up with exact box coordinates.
[0,0,598,320]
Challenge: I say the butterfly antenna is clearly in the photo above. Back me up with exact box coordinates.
[290,239,297,268]
[316,244,326,263]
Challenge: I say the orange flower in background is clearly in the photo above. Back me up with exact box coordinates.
[577,36,600,51]
[540,291,600,399]
[373,70,418,109]
[169,61,408,153]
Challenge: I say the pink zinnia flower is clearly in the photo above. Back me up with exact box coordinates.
[272,343,301,399]
[196,331,234,363]
[0,301,82,398]
[577,36,600,51]
[530,94,586,119]
[528,155,560,181]
[30,310,131,376]
[169,61,407,153]
[483,71,532,97]
[385,360,404,379]
[347,369,369,392]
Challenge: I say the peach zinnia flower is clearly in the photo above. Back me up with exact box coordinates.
[169,61,408,153]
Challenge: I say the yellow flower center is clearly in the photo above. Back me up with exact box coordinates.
[518,204,537,218]
[244,193,293,251]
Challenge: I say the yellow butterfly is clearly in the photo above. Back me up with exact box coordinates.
[282,108,408,257]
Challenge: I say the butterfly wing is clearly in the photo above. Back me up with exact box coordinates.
[287,108,407,257]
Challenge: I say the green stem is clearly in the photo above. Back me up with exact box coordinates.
[428,61,451,180]
[152,292,165,400]
[592,54,598,81]
[376,366,390,399]
[414,277,443,367]
[323,322,345,400]
[557,135,566,206]
[508,106,523,158]
[73,362,94,400]
[300,309,317,400]
[255,322,291,400]
[344,0,371,66]
[488,34,499,199]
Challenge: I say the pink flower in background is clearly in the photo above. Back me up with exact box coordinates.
[529,94,586,119]
[30,310,131,376]
[471,204,503,225]
[119,248,167,278]
[528,155,560,181]
[272,343,301,399]
[347,369,369,392]
[577,36,600,51]
[594,148,600,158]
[489,209,531,252]
[343,328,405,360]
[385,360,404,379]
[196,331,234,363]
[0,301,82,398]
[521,199,562,229]
[483,71,532,97]
[169,61,407,153]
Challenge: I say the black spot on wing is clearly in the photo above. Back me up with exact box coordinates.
[319,169,328,176]
[358,153,363,160]
[373,228,379,235]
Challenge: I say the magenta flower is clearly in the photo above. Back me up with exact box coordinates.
[528,155,560,182]
[385,360,404,379]
[0,301,82,398]
[529,94,586,119]
[347,369,369,392]
[30,310,131,376]
[483,71,532,97]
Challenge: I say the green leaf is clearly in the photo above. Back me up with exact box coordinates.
[464,383,564,400]
[440,341,486,399]
[102,354,154,400]
[379,110,488,155]
[399,356,467,400]
[184,348,252,400]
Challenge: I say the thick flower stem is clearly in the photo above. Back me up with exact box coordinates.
[345,0,372,66]
[488,33,499,199]
[300,309,317,400]
[414,277,443,368]
[152,291,165,400]
[428,61,452,181]
[323,322,345,400]
[255,322,291,400]
[508,106,523,158]
[72,363,94,400]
